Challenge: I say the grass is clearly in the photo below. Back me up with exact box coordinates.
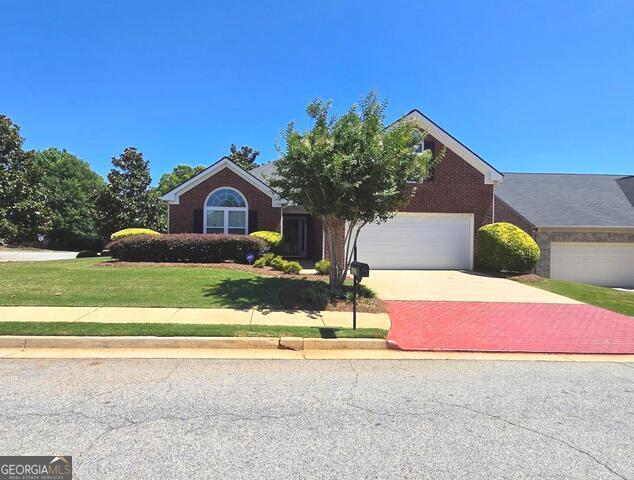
[514,277,634,316]
[0,322,387,339]
[0,258,316,309]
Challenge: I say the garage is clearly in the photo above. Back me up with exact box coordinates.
[354,213,474,270]
[550,242,634,287]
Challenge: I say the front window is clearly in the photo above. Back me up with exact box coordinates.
[204,188,248,234]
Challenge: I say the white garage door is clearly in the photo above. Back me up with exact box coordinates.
[354,213,473,270]
[551,242,634,287]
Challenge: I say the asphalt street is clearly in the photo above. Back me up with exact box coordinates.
[0,359,632,479]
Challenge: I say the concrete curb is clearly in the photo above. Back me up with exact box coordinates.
[0,335,388,351]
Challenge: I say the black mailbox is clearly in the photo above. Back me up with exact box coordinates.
[350,261,370,278]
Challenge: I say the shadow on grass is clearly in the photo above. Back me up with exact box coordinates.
[203,276,314,310]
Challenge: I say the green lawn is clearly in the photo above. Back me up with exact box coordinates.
[515,278,634,316]
[0,321,386,339]
[0,258,314,309]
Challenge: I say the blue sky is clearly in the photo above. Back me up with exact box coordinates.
[2,0,633,182]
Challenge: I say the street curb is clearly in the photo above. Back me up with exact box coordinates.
[0,336,388,351]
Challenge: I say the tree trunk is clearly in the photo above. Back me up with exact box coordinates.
[322,215,346,290]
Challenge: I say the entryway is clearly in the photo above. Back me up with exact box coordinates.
[283,216,308,258]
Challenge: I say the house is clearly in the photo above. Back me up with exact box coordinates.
[495,173,634,287]
[160,109,503,270]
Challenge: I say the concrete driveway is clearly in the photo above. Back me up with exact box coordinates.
[363,270,579,303]
[0,249,78,262]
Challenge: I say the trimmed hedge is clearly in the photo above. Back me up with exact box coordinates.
[477,222,540,273]
[107,234,268,263]
[111,228,160,241]
[250,231,283,252]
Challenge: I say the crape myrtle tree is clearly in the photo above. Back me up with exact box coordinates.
[93,147,164,238]
[0,115,51,242]
[269,93,443,290]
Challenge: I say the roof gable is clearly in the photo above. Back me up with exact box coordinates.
[160,157,283,206]
[392,110,503,184]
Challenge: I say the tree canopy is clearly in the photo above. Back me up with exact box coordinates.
[37,148,104,249]
[227,144,260,170]
[0,115,50,242]
[93,147,164,238]
[158,164,206,195]
[270,93,442,287]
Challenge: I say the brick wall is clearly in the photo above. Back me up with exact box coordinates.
[168,167,281,233]
[494,197,536,237]
[401,135,494,254]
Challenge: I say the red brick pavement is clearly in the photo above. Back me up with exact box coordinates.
[386,301,634,354]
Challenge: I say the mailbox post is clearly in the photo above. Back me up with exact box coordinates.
[349,245,370,330]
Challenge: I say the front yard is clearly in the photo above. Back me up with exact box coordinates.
[0,258,382,312]
[514,276,634,316]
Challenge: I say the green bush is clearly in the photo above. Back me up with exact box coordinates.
[281,260,302,275]
[250,231,283,252]
[110,228,160,241]
[254,257,267,268]
[477,222,540,272]
[269,255,285,270]
[260,252,275,266]
[314,259,330,275]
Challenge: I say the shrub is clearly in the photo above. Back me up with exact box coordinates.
[250,231,283,252]
[110,228,160,241]
[254,257,267,268]
[314,259,330,275]
[281,260,302,275]
[107,234,267,263]
[477,222,540,272]
[269,255,285,270]
[260,252,275,266]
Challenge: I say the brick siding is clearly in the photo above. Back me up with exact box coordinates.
[168,167,280,233]
[494,197,536,237]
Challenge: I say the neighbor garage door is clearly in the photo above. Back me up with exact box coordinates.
[550,242,634,287]
[354,213,473,269]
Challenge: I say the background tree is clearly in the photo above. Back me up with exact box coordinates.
[37,148,104,249]
[270,93,443,289]
[93,147,164,238]
[0,115,50,242]
[227,144,260,170]
[158,164,206,195]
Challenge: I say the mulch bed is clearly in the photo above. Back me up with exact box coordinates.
[278,285,386,313]
[98,260,329,281]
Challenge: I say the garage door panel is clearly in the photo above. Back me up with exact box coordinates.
[551,242,634,287]
[355,213,473,270]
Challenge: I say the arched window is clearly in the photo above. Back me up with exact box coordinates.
[204,187,248,234]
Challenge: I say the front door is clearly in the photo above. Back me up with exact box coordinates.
[283,217,308,257]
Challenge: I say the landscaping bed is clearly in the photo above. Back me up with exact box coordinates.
[0,321,387,339]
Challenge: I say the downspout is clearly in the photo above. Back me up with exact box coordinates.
[491,182,496,223]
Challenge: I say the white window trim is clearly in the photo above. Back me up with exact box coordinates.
[203,187,249,234]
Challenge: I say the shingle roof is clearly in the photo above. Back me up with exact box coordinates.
[249,161,279,184]
[496,173,634,228]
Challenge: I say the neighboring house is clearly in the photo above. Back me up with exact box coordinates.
[495,173,634,287]
[160,109,503,269]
